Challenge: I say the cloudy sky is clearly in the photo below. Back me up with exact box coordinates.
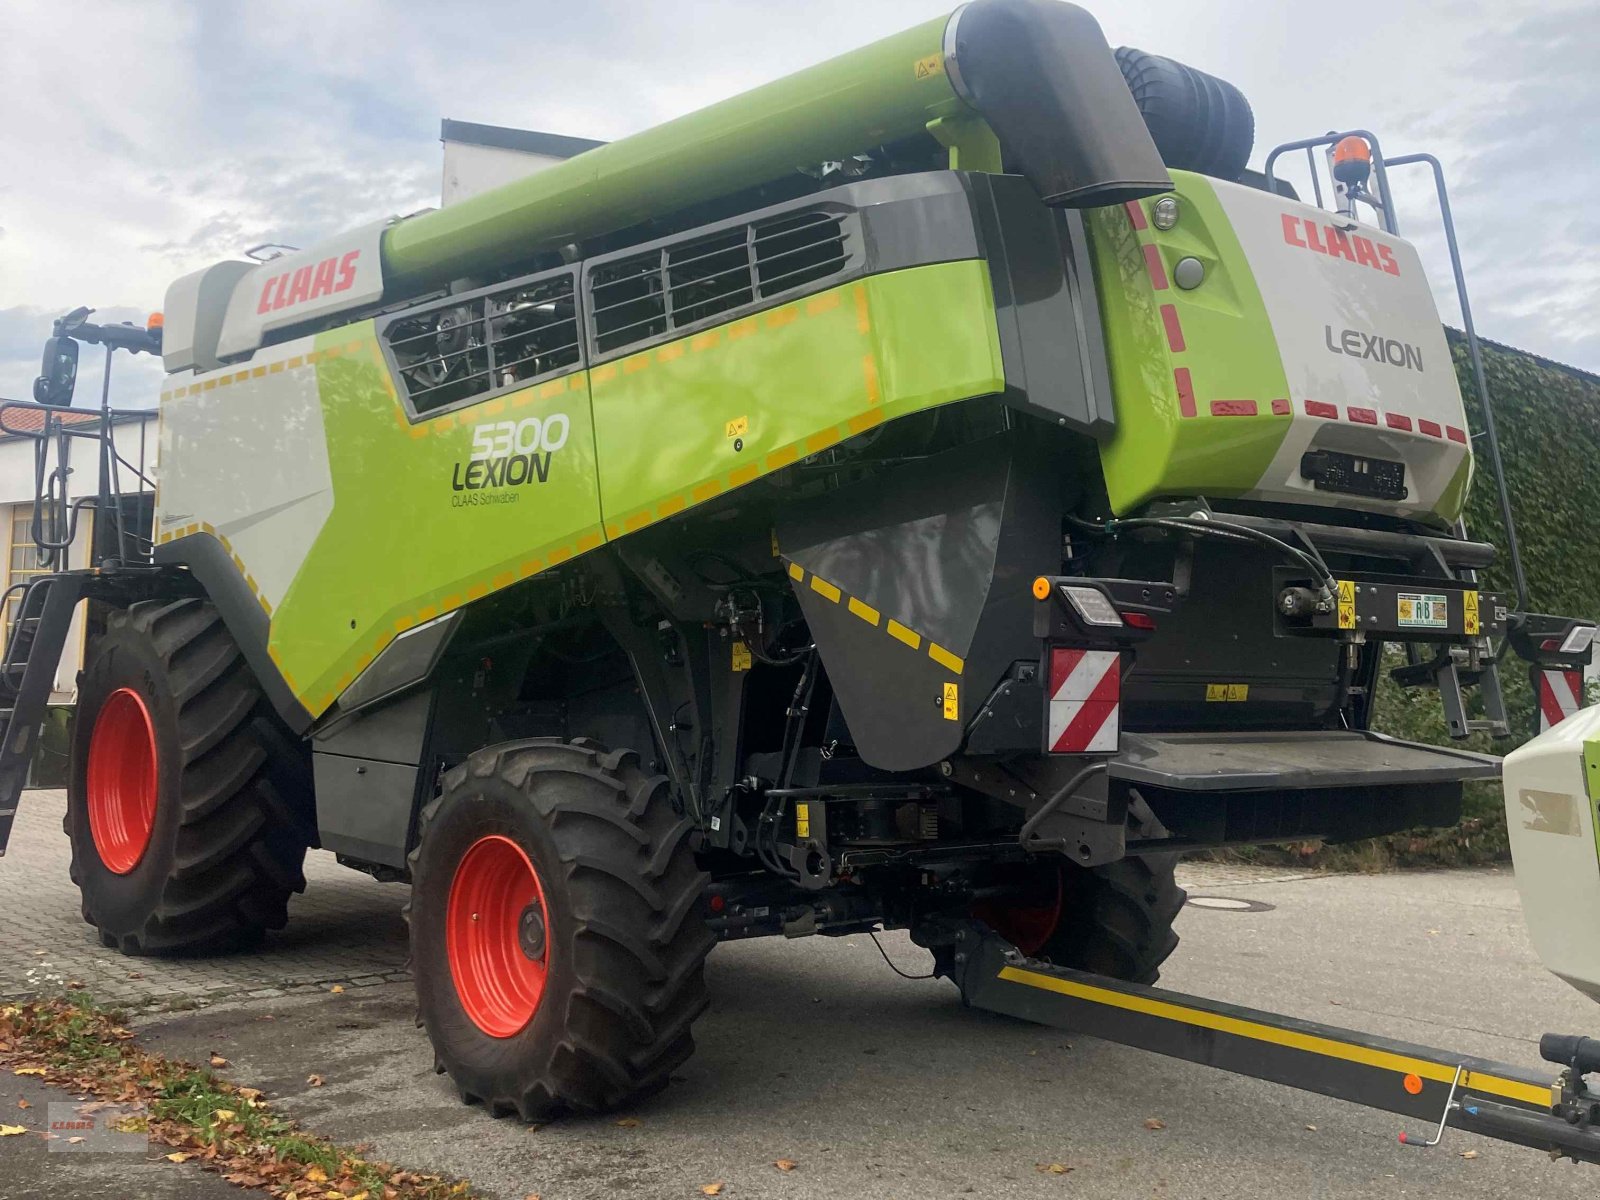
[1,0,1593,408]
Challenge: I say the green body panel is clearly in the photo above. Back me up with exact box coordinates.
[277,333,605,712]
[383,15,963,286]
[1089,171,1292,515]
[592,262,1004,534]
[265,260,1002,714]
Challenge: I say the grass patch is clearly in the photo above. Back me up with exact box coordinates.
[0,994,481,1199]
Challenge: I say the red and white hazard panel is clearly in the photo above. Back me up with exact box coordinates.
[1537,668,1584,732]
[1047,647,1120,753]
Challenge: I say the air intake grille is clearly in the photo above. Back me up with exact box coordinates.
[384,273,580,414]
[591,210,849,356]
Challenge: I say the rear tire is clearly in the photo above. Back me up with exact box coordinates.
[66,599,313,954]
[981,795,1185,984]
[408,738,713,1121]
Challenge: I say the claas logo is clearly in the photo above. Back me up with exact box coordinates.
[1280,214,1399,276]
[256,250,362,314]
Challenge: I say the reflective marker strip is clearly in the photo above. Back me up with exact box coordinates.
[1539,668,1584,731]
[1048,648,1119,753]
[997,965,1552,1110]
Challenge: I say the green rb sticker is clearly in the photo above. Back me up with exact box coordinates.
[1397,592,1448,629]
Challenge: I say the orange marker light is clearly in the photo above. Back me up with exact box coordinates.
[146,312,165,330]
[1402,1073,1424,1095]
[1032,576,1051,600]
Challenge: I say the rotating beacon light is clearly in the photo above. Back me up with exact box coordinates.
[1330,135,1374,219]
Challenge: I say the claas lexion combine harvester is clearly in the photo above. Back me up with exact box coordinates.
[7,0,1600,1163]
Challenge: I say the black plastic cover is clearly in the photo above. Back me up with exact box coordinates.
[948,0,1173,207]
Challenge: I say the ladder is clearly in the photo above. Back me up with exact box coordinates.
[0,572,88,856]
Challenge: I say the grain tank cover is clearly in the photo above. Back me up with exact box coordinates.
[381,0,1173,287]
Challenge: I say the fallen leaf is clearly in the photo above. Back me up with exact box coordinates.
[330,985,345,994]
[212,1109,235,1122]
[701,1185,724,1196]
[305,1165,330,1183]
[66,980,84,990]
[67,1136,85,1144]
[1144,1118,1167,1131]
[774,1158,798,1171]
[165,1151,195,1163]
[615,1117,640,1128]
[524,1194,543,1200]
[1305,1124,1317,1132]
[0,1125,27,1137]
[1035,1162,1074,1175]
[209,1055,229,1068]
[306,1074,325,1087]
[1460,1149,1479,1160]
[16,1099,30,1110]
[13,1067,45,1077]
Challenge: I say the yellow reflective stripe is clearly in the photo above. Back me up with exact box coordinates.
[998,966,1550,1110]
[886,619,921,650]
[847,596,881,626]
[929,642,964,673]
[809,575,842,603]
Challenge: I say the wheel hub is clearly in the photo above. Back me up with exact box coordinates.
[518,902,547,961]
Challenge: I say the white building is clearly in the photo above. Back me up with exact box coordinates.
[440,119,604,206]
[0,406,157,701]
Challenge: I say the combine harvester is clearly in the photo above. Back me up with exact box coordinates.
[6,0,1600,1163]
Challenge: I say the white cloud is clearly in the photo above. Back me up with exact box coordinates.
[0,0,1594,416]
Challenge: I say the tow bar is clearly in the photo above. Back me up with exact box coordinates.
[933,925,1600,1164]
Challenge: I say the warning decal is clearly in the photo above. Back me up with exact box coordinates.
[1336,579,1356,630]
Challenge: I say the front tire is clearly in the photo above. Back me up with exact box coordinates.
[66,599,315,954]
[408,739,713,1120]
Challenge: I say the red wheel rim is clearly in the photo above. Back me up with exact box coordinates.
[446,834,551,1038]
[973,869,1063,956]
[85,687,158,875]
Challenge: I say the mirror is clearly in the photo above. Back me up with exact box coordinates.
[33,336,78,407]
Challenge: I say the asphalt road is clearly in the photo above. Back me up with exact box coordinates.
[119,866,1600,1200]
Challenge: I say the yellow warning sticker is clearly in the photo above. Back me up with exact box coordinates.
[795,802,811,839]
[1336,579,1357,630]
[726,415,748,439]
[1464,590,1480,635]
[731,641,752,672]
[914,52,943,81]
[942,681,959,721]
[1205,684,1249,702]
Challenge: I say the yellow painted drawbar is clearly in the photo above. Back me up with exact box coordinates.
[942,926,1600,1164]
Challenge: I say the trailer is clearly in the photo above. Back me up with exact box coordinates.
[4,0,1599,1164]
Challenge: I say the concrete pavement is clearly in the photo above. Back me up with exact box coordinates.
[4,784,1600,1198]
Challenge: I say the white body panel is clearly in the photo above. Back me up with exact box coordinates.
[1503,704,1600,1003]
[1212,182,1473,519]
[213,221,389,362]
[155,334,332,610]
